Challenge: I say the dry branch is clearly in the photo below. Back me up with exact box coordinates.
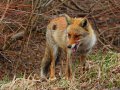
[0,0,120,52]
[2,0,40,50]
[2,31,25,50]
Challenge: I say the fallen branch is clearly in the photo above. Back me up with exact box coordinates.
[2,31,25,50]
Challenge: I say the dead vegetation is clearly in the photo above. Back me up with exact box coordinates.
[0,0,120,90]
[0,52,120,90]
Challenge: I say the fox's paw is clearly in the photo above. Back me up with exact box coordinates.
[63,76,72,81]
[49,77,57,81]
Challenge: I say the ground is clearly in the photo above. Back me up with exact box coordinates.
[0,32,120,90]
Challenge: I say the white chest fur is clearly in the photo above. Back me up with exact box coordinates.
[88,33,97,49]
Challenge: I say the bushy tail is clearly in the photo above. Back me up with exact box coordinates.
[41,57,51,78]
[40,47,61,78]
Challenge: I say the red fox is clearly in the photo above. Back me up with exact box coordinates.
[41,14,96,80]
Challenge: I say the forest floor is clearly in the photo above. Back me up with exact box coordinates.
[0,33,120,90]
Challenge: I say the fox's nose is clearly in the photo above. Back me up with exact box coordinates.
[67,45,72,49]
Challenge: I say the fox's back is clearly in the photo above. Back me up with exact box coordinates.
[47,16,68,31]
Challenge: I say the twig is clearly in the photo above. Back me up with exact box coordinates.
[0,0,10,23]
[59,0,79,11]
[70,0,88,13]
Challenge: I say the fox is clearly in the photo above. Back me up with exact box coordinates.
[40,14,96,80]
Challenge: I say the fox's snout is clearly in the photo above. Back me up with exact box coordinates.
[67,44,78,53]
[67,45,72,49]
[67,44,77,49]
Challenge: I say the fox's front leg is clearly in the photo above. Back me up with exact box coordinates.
[65,49,72,80]
[80,55,86,73]
[49,54,56,81]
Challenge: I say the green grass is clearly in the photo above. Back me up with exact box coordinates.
[0,51,119,90]
[0,75,10,87]
[88,51,120,89]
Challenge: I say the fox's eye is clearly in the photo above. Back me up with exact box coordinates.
[68,33,71,38]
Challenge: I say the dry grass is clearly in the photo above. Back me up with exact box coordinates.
[0,51,120,90]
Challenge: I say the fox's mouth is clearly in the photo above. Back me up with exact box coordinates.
[72,44,79,53]
[71,41,83,53]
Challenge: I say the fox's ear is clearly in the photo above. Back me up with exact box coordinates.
[61,14,72,25]
[64,14,72,25]
[81,18,88,28]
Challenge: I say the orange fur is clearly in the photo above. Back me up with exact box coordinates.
[41,14,96,80]
[48,17,67,31]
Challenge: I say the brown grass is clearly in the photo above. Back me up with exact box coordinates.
[0,52,120,90]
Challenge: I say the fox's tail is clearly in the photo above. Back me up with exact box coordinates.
[40,47,61,78]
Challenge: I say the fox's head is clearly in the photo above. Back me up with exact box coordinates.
[65,14,92,52]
